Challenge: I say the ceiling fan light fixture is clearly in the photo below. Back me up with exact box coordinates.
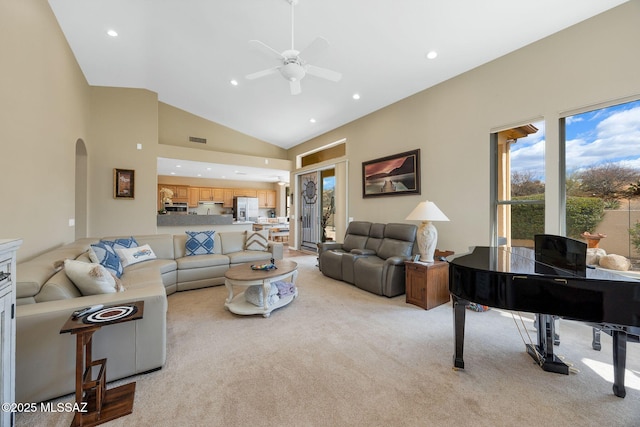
[280,62,305,81]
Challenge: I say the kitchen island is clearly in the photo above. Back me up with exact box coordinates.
[157,214,254,234]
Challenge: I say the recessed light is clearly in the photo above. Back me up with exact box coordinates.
[176,165,182,168]
[206,167,212,171]
[426,51,438,60]
[352,93,360,100]
[309,118,316,123]
[197,174,202,177]
[107,29,118,37]
[230,79,239,86]
[170,172,176,175]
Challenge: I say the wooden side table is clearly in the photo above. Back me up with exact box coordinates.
[60,301,144,427]
[405,261,450,310]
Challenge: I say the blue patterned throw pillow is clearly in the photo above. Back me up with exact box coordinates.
[101,236,139,249]
[89,242,124,278]
[185,231,215,256]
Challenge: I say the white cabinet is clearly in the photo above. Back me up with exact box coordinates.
[0,239,21,427]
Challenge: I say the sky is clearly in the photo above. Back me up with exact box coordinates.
[509,99,640,181]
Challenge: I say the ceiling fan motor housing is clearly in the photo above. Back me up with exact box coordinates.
[280,60,305,82]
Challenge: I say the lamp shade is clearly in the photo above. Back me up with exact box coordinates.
[405,201,450,222]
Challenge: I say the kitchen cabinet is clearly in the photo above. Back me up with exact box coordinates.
[174,186,189,200]
[200,187,224,202]
[159,185,188,201]
[223,189,234,207]
[233,189,257,198]
[257,190,277,208]
[159,184,277,209]
[158,185,189,210]
[188,187,199,208]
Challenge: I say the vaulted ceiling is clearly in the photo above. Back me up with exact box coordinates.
[48,0,628,151]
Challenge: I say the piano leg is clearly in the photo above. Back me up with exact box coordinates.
[526,314,570,375]
[592,327,602,351]
[452,295,466,369]
[612,329,627,398]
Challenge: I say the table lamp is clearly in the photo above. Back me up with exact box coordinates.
[405,200,450,262]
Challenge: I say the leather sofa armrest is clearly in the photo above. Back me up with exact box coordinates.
[385,256,409,266]
[318,242,343,253]
[351,248,376,255]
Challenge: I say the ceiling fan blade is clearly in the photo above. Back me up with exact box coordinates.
[290,80,301,95]
[246,67,280,80]
[298,36,330,62]
[249,40,284,60]
[305,64,342,82]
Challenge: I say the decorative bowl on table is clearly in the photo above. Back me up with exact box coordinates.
[250,263,277,271]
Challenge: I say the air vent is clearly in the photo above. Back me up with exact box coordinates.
[189,136,207,144]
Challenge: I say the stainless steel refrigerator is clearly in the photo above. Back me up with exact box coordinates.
[233,197,259,221]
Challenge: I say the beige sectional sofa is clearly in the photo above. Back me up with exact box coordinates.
[16,231,283,403]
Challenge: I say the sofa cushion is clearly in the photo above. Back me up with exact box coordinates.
[34,269,82,302]
[115,244,157,267]
[132,234,176,259]
[89,242,124,278]
[17,239,99,299]
[63,259,119,296]
[364,223,386,253]
[185,230,215,256]
[377,223,416,260]
[219,232,246,254]
[124,258,176,275]
[245,230,269,251]
[176,253,229,269]
[227,250,273,265]
[342,221,372,252]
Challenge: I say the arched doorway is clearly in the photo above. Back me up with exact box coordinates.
[75,139,88,239]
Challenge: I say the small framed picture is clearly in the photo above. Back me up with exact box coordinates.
[413,254,421,262]
[114,168,135,199]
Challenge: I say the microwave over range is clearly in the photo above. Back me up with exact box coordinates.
[164,202,188,214]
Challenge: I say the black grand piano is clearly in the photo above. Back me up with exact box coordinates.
[449,235,640,398]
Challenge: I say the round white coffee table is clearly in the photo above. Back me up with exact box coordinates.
[224,260,298,317]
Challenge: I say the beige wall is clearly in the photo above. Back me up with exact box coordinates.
[1,0,90,261]
[159,102,287,159]
[289,1,640,255]
[87,87,160,238]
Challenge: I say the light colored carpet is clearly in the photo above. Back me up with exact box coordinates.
[17,255,640,426]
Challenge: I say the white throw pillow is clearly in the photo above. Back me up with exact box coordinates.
[115,244,157,267]
[245,230,269,251]
[64,259,117,296]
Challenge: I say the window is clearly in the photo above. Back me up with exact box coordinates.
[492,121,545,247]
[563,99,640,264]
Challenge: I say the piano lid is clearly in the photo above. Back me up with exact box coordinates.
[452,246,640,283]
[450,246,640,326]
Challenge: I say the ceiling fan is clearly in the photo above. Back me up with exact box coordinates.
[245,0,342,95]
